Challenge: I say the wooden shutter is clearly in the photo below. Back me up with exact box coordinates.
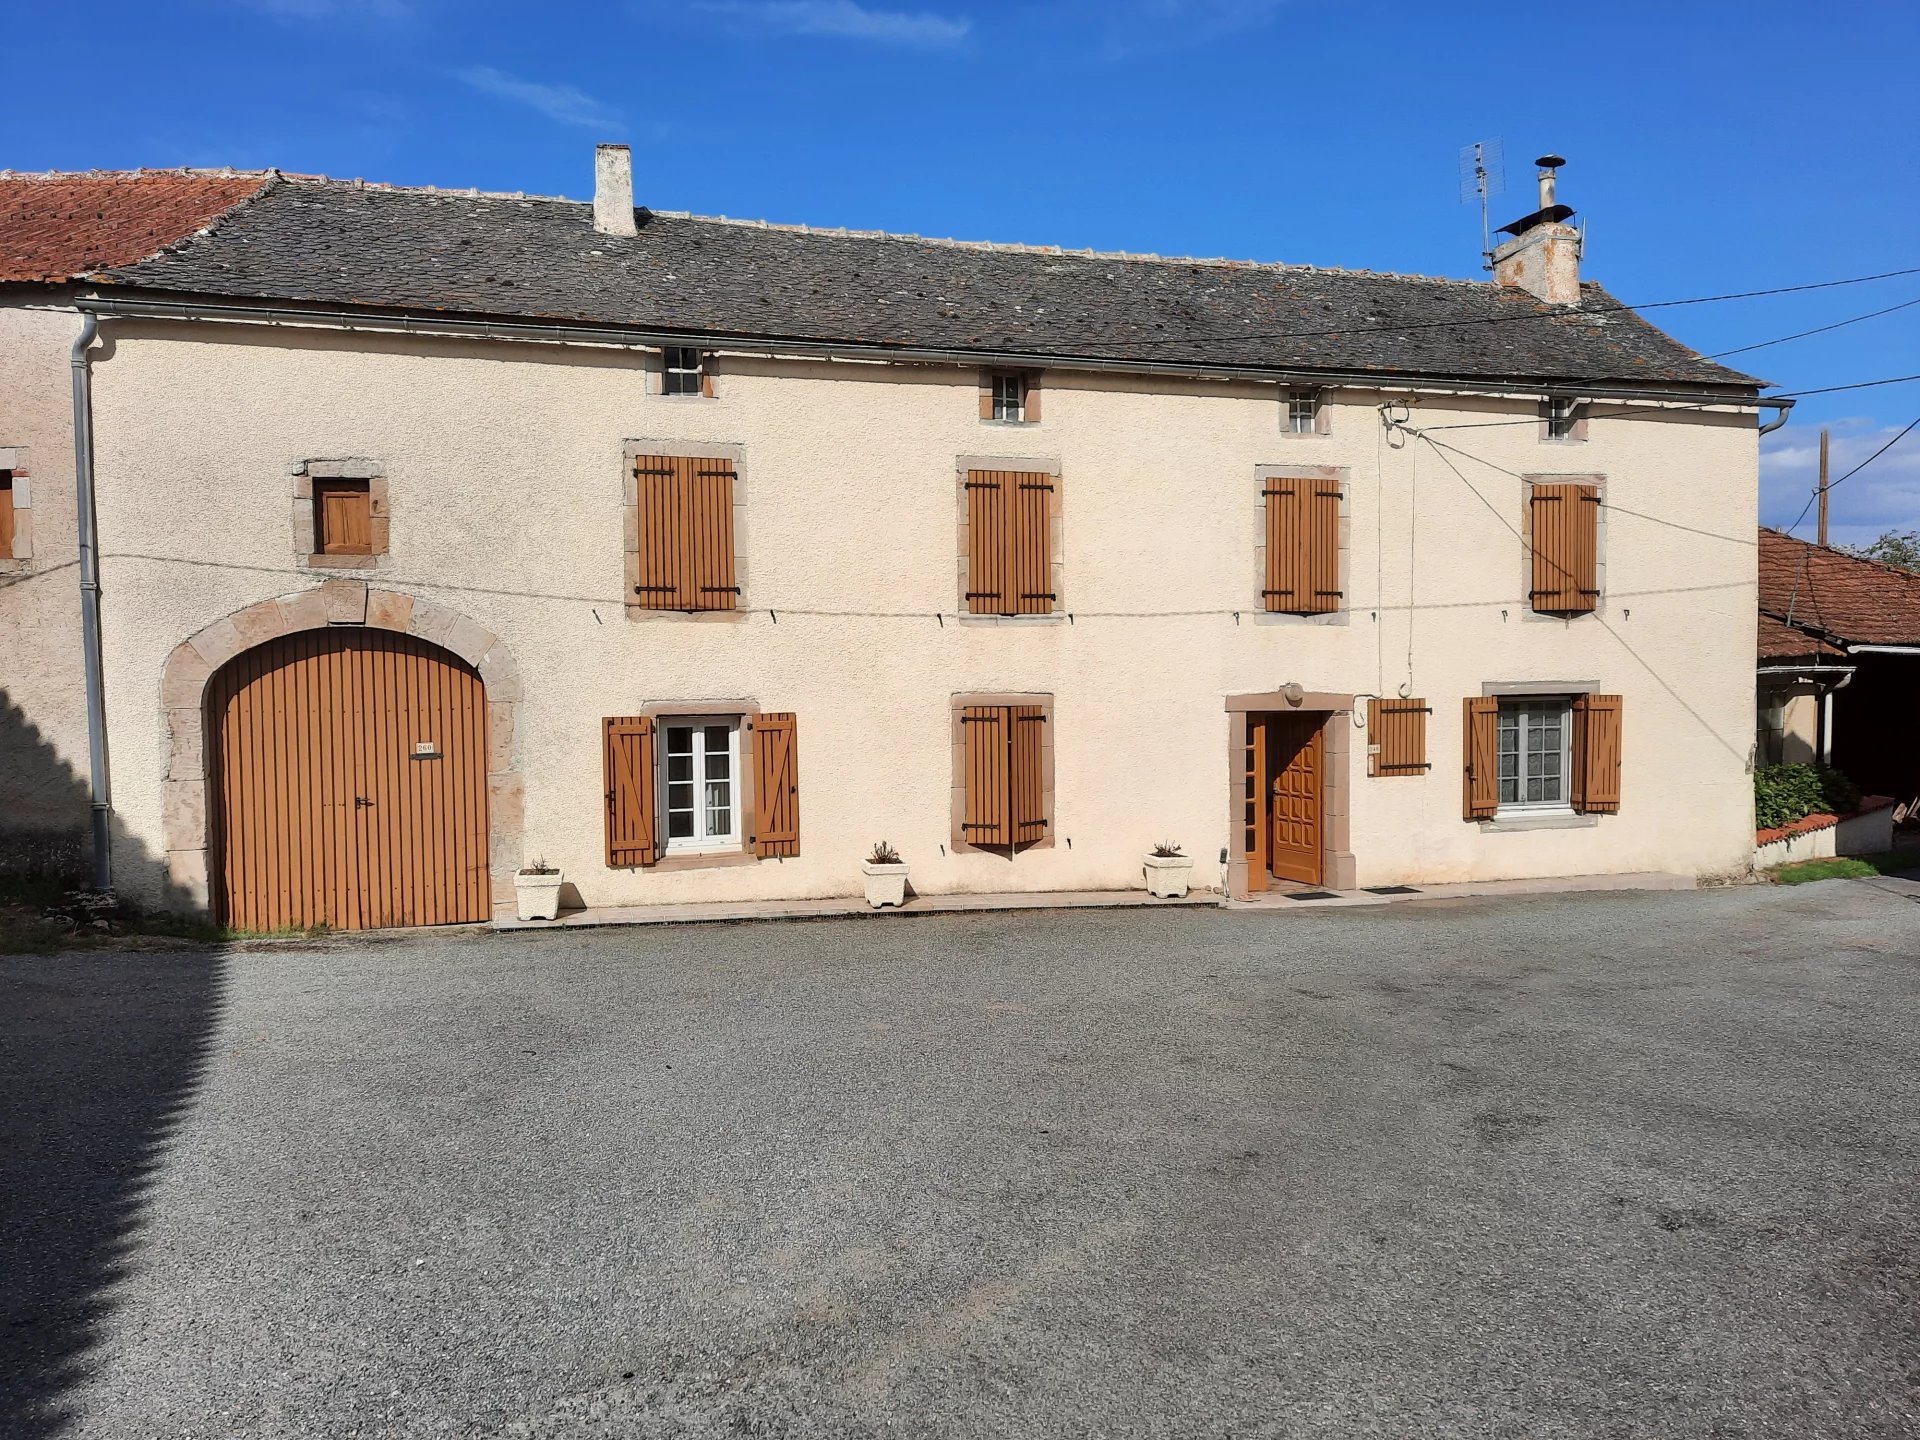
[1009,706,1048,846]
[960,703,1049,849]
[1022,373,1041,423]
[961,705,1011,846]
[1572,694,1623,814]
[1263,476,1342,614]
[1369,697,1430,777]
[965,470,1054,616]
[632,454,737,611]
[1008,472,1054,615]
[1462,697,1500,820]
[1528,482,1600,614]
[979,372,996,421]
[752,712,800,857]
[603,715,658,867]
[314,477,371,555]
[0,471,13,558]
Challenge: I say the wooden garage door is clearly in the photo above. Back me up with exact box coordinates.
[209,629,489,931]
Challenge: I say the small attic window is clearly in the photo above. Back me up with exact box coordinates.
[1284,388,1325,435]
[1544,396,1586,441]
[664,346,710,397]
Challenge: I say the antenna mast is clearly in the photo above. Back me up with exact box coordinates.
[1458,139,1505,271]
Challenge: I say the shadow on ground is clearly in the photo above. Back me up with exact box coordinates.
[0,686,229,1439]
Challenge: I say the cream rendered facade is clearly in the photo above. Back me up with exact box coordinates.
[0,293,91,874]
[83,316,1761,914]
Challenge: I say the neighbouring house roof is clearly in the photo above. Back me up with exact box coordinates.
[0,169,269,284]
[1758,527,1920,654]
[87,173,1763,389]
[1757,613,1846,663]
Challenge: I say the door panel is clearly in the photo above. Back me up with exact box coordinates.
[210,629,489,931]
[1267,713,1324,887]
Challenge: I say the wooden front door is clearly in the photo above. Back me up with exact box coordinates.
[208,629,490,931]
[1267,713,1325,886]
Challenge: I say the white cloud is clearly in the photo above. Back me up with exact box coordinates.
[1761,416,1920,545]
[1094,0,1284,61]
[697,0,970,48]
[456,67,623,130]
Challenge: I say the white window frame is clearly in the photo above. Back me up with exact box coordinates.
[663,346,706,397]
[991,372,1026,422]
[1285,388,1322,435]
[659,715,742,854]
[1544,396,1584,440]
[1496,698,1574,814]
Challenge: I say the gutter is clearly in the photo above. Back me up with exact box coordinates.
[75,291,1788,420]
[69,312,113,893]
[1844,644,1920,655]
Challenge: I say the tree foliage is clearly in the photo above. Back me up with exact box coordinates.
[1843,529,1920,571]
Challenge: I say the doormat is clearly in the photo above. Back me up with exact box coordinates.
[1364,885,1422,895]
[1284,890,1340,900]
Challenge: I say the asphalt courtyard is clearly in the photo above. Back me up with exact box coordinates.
[5,879,1919,1438]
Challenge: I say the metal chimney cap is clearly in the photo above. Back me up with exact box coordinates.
[1535,153,1567,169]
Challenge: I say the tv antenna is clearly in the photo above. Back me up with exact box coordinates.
[1459,139,1504,271]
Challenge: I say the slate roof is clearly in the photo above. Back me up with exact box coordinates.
[95,174,1762,390]
[1758,527,1920,652]
[0,170,268,284]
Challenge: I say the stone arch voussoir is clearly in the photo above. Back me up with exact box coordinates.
[158,579,523,916]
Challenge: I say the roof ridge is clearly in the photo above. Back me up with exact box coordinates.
[0,166,277,181]
[273,173,1487,286]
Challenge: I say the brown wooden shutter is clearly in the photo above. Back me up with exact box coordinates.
[1009,472,1054,614]
[1529,482,1599,614]
[603,715,658,867]
[632,455,737,611]
[0,471,13,558]
[964,470,1005,614]
[752,712,800,857]
[1009,705,1048,846]
[1022,372,1041,423]
[314,477,371,554]
[1462,697,1500,820]
[1571,694,1623,814]
[978,373,996,421]
[961,705,1011,845]
[1264,476,1341,614]
[1369,697,1430,777]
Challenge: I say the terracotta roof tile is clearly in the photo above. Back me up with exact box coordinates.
[1759,528,1920,648]
[0,170,268,284]
[1757,612,1846,661]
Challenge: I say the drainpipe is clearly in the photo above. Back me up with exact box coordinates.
[1757,402,1791,436]
[70,311,113,893]
[1819,670,1854,769]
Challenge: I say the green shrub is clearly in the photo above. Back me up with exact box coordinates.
[1753,763,1860,830]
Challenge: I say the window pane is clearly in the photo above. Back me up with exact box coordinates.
[667,808,693,839]
[666,726,691,754]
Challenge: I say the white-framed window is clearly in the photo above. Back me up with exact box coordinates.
[1497,699,1572,811]
[664,346,706,397]
[991,371,1026,422]
[1544,396,1584,440]
[661,716,741,852]
[1285,388,1323,435]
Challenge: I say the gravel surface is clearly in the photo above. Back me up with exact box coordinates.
[5,880,1919,1438]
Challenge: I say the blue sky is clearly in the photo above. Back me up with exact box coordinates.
[10,0,1917,546]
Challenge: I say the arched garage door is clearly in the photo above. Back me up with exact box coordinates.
[208,629,490,931]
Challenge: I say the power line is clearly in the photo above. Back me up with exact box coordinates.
[1412,371,1920,434]
[1704,295,1920,359]
[1776,415,1919,628]
[1117,264,1920,350]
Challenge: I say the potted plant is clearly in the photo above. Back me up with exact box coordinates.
[1143,841,1194,899]
[861,841,909,909]
[514,858,564,921]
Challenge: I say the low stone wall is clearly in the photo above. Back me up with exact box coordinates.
[1756,797,1896,869]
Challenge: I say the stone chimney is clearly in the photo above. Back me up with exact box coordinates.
[1491,153,1580,305]
[593,143,636,237]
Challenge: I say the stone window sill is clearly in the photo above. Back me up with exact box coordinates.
[1479,811,1599,833]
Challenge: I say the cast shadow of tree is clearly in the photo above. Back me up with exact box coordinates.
[0,688,230,1439]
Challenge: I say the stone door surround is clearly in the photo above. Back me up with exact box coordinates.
[159,580,523,915]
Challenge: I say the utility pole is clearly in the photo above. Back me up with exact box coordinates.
[1817,427,1830,547]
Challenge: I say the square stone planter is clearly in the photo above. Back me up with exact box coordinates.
[1143,853,1194,899]
[514,871,563,921]
[861,862,910,909]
